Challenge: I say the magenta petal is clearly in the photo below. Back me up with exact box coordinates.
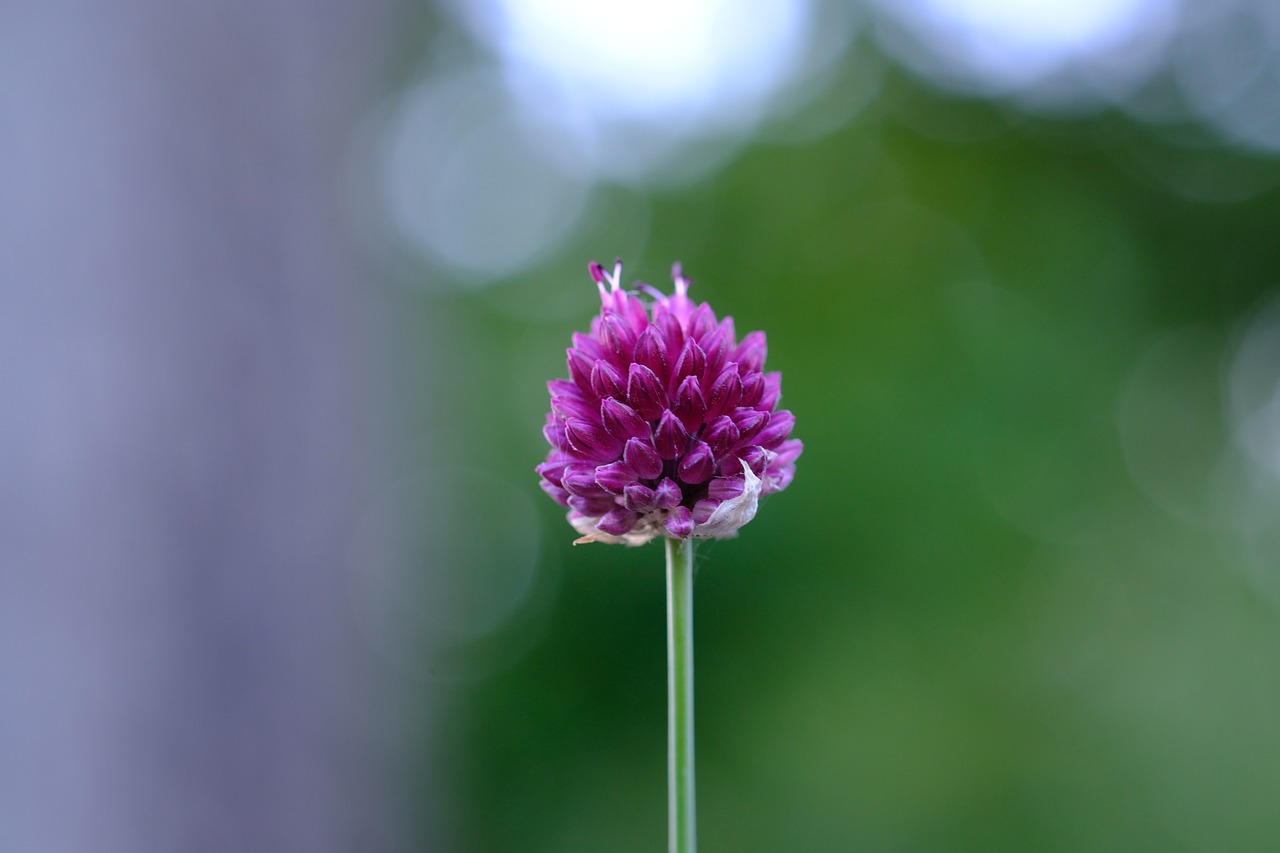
[595,460,637,493]
[704,364,742,420]
[597,507,640,536]
[703,416,741,456]
[548,378,584,399]
[677,440,715,485]
[565,418,624,461]
[654,410,690,460]
[542,421,570,452]
[686,303,716,340]
[654,477,682,508]
[732,330,767,373]
[571,332,604,360]
[623,483,658,513]
[739,445,770,475]
[655,312,685,358]
[707,476,745,502]
[672,376,707,433]
[591,360,625,399]
[765,462,795,492]
[672,339,707,391]
[551,392,596,421]
[601,398,650,441]
[700,328,730,379]
[570,494,616,516]
[692,499,718,525]
[623,437,663,480]
[738,372,764,407]
[563,466,612,497]
[540,480,571,506]
[536,460,569,488]
[664,505,694,539]
[773,438,803,466]
[626,363,666,421]
[759,371,783,410]
[599,313,635,362]
[730,408,768,444]
[567,348,596,391]
[755,409,795,449]
[633,326,670,384]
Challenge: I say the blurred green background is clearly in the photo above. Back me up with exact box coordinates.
[381,2,1280,850]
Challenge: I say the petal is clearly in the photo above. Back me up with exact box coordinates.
[655,312,685,359]
[590,360,625,399]
[692,499,719,525]
[759,371,783,411]
[633,326,670,384]
[623,483,658,513]
[623,437,663,480]
[704,364,742,421]
[654,477,682,508]
[672,376,708,433]
[707,475,746,502]
[739,445,772,475]
[601,398,650,441]
[738,371,765,408]
[542,420,570,452]
[563,466,613,497]
[732,331,767,373]
[565,417,624,461]
[626,363,666,421]
[535,460,569,488]
[569,494,616,516]
[671,339,706,392]
[551,392,596,421]
[773,438,804,466]
[571,332,605,361]
[700,328,731,380]
[595,460,637,493]
[730,408,768,444]
[716,316,737,350]
[597,507,640,536]
[598,313,636,363]
[703,415,741,456]
[685,303,716,341]
[755,409,795,449]
[539,480,571,507]
[664,505,695,539]
[567,348,596,391]
[654,409,690,460]
[677,440,715,485]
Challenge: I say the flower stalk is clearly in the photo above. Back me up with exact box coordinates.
[666,535,696,853]
[535,260,801,851]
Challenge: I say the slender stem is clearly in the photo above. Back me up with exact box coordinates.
[666,536,696,853]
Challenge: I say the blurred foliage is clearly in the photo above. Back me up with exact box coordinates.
[397,38,1280,853]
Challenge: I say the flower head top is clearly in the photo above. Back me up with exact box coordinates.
[537,261,802,545]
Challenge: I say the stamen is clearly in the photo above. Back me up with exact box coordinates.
[672,262,690,297]
[607,258,623,292]
[588,261,610,302]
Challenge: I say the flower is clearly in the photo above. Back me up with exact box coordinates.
[537,260,802,545]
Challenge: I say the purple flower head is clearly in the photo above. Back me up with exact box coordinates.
[538,260,802,545]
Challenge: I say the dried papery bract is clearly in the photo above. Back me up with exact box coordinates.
[537,261,802,545]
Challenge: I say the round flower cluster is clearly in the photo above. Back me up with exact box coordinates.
[537,261,801,544]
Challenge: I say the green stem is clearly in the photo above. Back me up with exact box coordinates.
[666,536,696,853]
